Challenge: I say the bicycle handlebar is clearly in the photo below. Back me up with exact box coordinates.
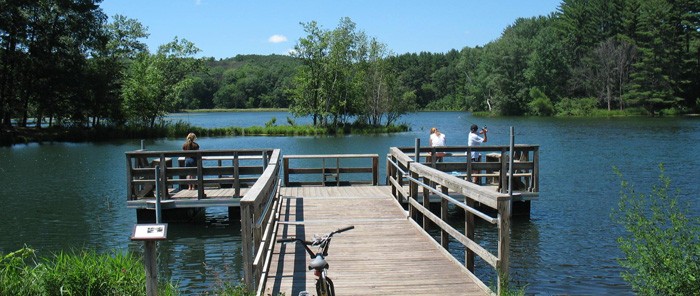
[334,225,355,234]
[277,238,298,243]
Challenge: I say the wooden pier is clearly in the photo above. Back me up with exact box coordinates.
[266,186,488,295]
[125,144,540,295]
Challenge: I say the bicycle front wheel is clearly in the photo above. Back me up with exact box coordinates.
[315,277,335,296]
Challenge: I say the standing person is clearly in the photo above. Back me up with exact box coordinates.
[468,124,487,183]
[182,132,200,190]
[429,127,446,162]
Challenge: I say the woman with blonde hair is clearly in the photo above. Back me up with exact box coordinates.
[429,127,446,162]
[182,133,200,190]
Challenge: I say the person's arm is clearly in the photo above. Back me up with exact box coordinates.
[481,129,488,143]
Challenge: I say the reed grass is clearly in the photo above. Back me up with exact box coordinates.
[0,246,178,296]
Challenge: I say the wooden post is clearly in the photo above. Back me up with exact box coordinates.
[196,152,204,199]
[440,186,449,249]
[372,155,378,185]
[144,241,157,296]
[421,176,430,230]
[497,198,511,295]
[262,150,268,170]
[508,127,514,196]
[499,148,507,193]
[409,170,419,219]
[155,166,162,224]
[283,157,289,186]
[335,157,340,186]
[241,203,254,290]
[466,148,472,183]
[234,152,240,197]
[465,198,475,272]
[126,155,133,201]
[414,138,420,163]
[159,154,168,199]
[533,146,539,192]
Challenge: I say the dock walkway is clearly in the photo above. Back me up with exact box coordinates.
[265,186,487,296]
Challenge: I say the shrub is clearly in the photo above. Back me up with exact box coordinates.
[613,164,700,295]
[554,97,598,116]
[527,87,554,116]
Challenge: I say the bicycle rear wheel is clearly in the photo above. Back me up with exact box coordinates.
[315,277,335,296]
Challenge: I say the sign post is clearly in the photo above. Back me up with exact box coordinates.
[131,223,168,296]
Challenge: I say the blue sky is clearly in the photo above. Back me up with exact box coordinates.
[100,0,563,59]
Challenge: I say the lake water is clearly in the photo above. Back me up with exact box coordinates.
[1,111,699,294]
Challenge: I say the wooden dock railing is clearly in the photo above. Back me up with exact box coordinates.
[125,149,274,201]
[387,147,512,295]
[239,149,282,293]
[398,144,540,194]
[283,154,379,186]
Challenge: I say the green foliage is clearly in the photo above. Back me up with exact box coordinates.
[527,87,554,116]
[4,0,700,131]
[0,247,178,296]
[0,247,42,295]
[265,117,277,127]
[613,165,700,295]
[121,37,205,128]
[554,97,599,116]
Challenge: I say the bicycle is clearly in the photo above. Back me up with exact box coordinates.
[277,225,354,296]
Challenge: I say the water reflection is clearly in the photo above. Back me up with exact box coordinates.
[1,113,698,294]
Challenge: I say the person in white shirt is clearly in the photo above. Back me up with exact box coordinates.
[468,124,487,182]
[429,127,446,162]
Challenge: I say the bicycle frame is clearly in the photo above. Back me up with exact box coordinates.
[277,225,354,296]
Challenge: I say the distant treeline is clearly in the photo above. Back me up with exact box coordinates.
[2,0,699,131]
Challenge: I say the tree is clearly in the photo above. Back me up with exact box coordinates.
[289,21,329,126]
[87,14,149,126]
[625,0,677,114]
[121,37,203,127]
[614,164,700,295]
[573,38,637,111]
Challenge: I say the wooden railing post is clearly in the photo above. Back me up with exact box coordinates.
[533,146,539,192]
[440,185,449,249]
[234,152,240,197]
[194,152,204,199]
[409,170,418,218]
[283,157,289,186]
[126,155,133,200]
[159,154,168,199]
[414,138,420,163]
[372,155,378,185]
[497,198,511,295]
[465,198,475,272]
[421,176,430,230]
[241,203,254,289]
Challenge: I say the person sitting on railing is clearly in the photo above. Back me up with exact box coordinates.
[468,124,487,183]
[429,127,446,162]
[182,132,200,190]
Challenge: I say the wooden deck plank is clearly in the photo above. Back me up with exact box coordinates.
[265,186,488,296]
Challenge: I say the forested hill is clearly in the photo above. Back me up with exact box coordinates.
[2,0,699,131]
[185,55,300,110]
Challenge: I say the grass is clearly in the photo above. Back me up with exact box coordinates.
[181,108,288,113]
[0,246,261,296]
[1,120,410,146]
[0,246,178,296]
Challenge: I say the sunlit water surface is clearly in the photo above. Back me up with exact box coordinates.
[2,111,699,294]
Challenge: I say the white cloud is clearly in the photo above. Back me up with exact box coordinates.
[268,35,288,43]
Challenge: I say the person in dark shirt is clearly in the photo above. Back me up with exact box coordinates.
[182,133,200,190]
